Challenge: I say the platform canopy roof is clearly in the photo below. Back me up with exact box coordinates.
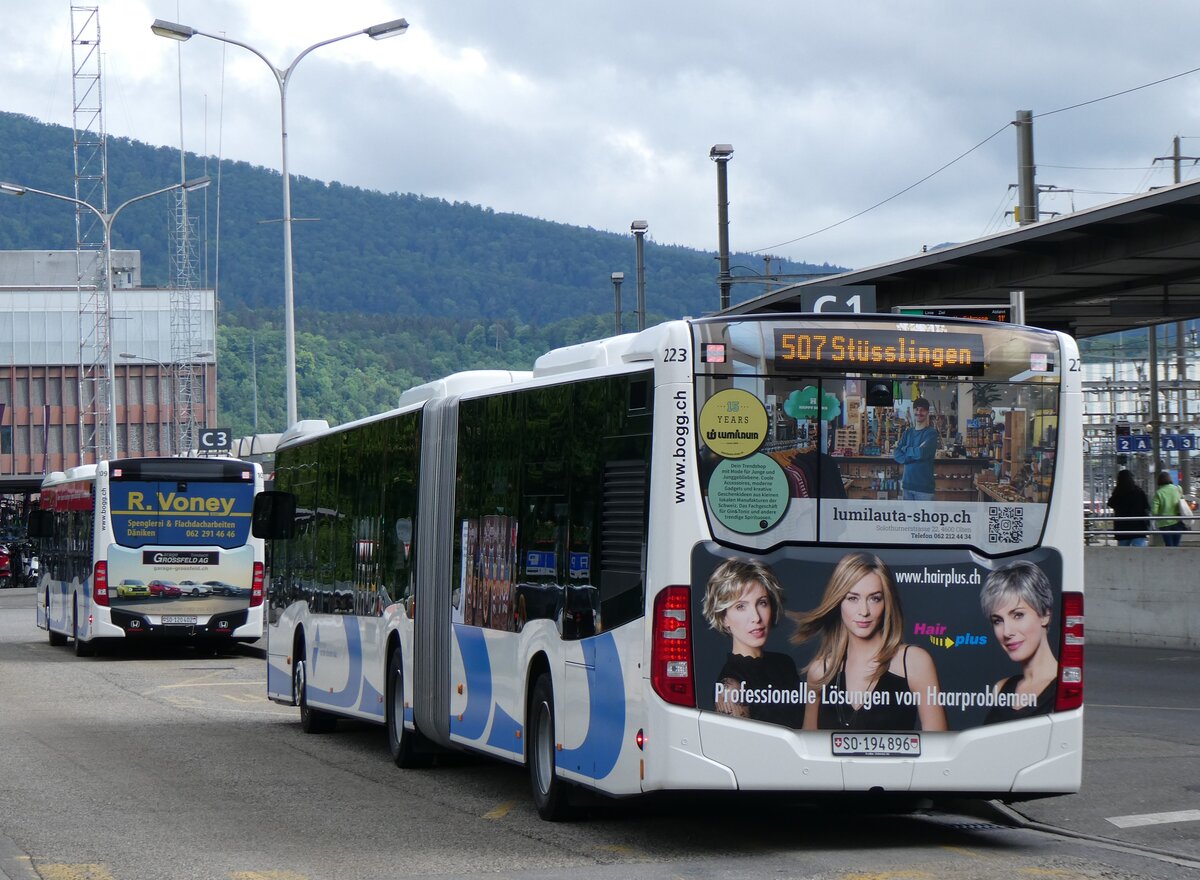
[726,176,1200,338]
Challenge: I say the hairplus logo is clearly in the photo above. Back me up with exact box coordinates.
[913,622,988,649]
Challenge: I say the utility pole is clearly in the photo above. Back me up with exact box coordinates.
[1015,110,1038,225]
[1154,135,1199,494]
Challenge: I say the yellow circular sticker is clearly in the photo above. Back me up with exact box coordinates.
[699,389,769,459]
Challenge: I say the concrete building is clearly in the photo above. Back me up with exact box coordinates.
[0,250,216,493]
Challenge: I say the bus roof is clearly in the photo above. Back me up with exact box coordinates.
[397,370,532,408]
[532,327,665,378]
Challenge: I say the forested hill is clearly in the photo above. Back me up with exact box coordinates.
[0,110,844,434]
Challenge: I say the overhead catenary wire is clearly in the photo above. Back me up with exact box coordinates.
[753,62,1200,256]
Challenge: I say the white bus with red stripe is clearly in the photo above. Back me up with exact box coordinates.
[33,457,266,655]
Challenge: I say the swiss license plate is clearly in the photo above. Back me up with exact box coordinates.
[831,732,921,757]
[161,615,197,625]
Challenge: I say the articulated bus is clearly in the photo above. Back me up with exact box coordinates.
[254,314,1083,819]
[33,457,267,655]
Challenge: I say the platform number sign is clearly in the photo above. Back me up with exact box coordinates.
[198,428,233,452]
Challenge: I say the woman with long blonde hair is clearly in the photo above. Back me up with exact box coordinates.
[791,552,947,731]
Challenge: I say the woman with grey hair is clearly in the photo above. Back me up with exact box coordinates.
[979,561,1058,724]
[702,558,803,728]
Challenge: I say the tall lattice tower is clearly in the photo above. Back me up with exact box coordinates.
[169,188,204,455]
[71,5,111,463]
[168,39,205,456]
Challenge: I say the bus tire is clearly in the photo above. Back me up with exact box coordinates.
[386,643,431,769]
[528,673,573,821]
[72,600,93,658]
[294,654,336,734]
[47,592,67,646]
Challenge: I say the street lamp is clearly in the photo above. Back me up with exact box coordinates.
[610,271,624,334]
[1,176,211,459]
[152,16,409,429]
[630,220,648,331]
[119,350,213,456]
[709,143,734,311]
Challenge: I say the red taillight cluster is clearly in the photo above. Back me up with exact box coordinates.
[1055,591,1084,711]
[651,586,695,707]
[250,562,265,608]
[93,561,110,607]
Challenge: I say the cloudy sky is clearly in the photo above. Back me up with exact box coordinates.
[5,1,1200,272]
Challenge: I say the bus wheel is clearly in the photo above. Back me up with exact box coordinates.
[528,673,573,821]
[293,654,336,734]
[386,643,431,769]
[72,601,93,657]
[47,592,66,646]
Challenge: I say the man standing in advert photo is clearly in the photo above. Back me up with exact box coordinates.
[893,397,939,501]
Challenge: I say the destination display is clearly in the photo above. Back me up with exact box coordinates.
[774,328,986,376]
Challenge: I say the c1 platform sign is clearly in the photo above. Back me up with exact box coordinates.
[110,481,255,549]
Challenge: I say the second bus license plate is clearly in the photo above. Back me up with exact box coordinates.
[161,615,197,625]
[831,733,920,757]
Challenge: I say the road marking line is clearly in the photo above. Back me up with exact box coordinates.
[482,801,515,820]
[38,865,116,880]
[230,872,309,880]
[1107,809,1200,828]
[154,679,266,690]
[164,696,205,708]
[223,693,264,704]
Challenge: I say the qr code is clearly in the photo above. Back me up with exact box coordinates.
[988,506,1023,544]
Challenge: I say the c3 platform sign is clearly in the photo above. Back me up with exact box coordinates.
[197,428,234,451]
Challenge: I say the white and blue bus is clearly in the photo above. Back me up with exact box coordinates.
[254,314,1084,819]
[33,457,267,655]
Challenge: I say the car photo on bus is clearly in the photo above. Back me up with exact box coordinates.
[116,579,151,599]
[147,579,182,599]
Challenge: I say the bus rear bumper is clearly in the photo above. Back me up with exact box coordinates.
[641,705,1083,796]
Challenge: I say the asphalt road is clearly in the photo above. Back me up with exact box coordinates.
[0,586,1197,880]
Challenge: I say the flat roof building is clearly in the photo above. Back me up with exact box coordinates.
[0,250,216,493]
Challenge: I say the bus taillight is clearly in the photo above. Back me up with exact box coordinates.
[651,585,695,707]
[93,561,110,607]
[1055,591,1084,711]
[250,562,265,608]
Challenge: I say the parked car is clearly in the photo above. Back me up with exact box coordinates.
[148,579,182,598]
[117,579,151,599]
[0,545,11,588]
